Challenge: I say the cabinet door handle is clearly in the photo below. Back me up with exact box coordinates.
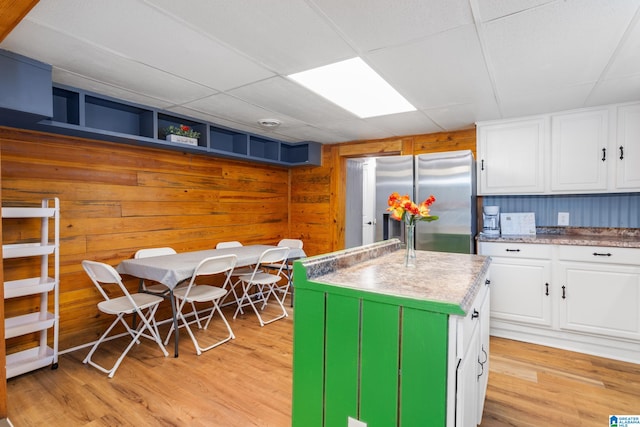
[545,283,549,296]
[602,148,606,162]
[593,252,612,257]
[477,360,484,381]
[620,145,624,160]
[477,346,488,380]
[480,345,488,364]
[472,309,479,319]
[485,278,491,286]
[505,249,520,252]
[562,285,566,299]
[481,159,485,171]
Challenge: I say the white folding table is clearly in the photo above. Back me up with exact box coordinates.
[116,245,306,356]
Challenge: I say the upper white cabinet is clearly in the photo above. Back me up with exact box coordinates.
[616,103,640,190]
[551,108,609,192]
[477,117,546,195]
[477,101,640,195]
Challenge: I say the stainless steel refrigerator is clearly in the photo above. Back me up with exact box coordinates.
[414,150,477,254]
[374,150,477,254]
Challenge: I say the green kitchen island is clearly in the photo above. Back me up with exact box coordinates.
[292,239,491,427]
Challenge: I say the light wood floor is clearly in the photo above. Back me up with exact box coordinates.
[5,301,639,426]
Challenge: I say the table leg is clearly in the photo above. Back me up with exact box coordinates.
[169,289,179,358]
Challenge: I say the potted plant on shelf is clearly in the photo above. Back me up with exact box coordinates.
[163,124,200,146]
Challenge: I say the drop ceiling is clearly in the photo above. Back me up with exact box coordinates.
[1,0,639,144]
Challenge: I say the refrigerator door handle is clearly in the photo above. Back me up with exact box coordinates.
[383,213,389,240]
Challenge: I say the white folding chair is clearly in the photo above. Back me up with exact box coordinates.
[264,239,303,305]
[135,246,201,329]
[215,241,253,313]
[81,260,168,378]
[134,247,177,295]
[164,255,237,355]
[234,247,290,327]
[215,241,242,249]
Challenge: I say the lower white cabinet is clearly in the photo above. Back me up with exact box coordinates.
[478,242,552,328]
[479,241,640,364]
[556,246,640,341]
[448,274,491,427]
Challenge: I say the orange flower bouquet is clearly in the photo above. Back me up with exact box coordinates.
[387,192,438,225]
[387,192,438,267]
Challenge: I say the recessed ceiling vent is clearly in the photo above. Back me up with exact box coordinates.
[258,118,282,128]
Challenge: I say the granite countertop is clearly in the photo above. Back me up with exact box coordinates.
[477,227,640,248]
[299,240,491,315]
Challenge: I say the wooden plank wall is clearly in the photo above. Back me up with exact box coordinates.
[0,127,292,352]
[1,126,476,357]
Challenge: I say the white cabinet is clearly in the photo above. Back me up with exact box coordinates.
[2,198,60,378]
[450,274,490,427]
[556,246,640,341]
[550,108,609,192]
[478,242,552,327]
[615,103,640,190]
[478,241,640,364]
[477,117,546,195]
[476,101,640,195]
[476,285,490,424]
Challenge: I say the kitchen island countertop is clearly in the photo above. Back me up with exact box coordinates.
[297,239,490,315]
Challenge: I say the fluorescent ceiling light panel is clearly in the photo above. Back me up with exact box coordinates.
[288,57,416,118]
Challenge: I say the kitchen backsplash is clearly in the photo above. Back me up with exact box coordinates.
[483,193,640,228]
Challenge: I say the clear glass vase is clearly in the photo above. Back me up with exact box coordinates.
[405,222,416,267]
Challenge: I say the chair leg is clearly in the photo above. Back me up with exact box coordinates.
[199,301,235,352]
[173,299,235,355]
[83,315,123,369]
[234,281,266,326]
[225,278,244,314]
[235,281,288,327]
[84,304,167,378]
[177,309,202,356]
[260,283,288,325]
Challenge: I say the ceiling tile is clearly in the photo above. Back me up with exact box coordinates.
[499,82,596,117]
[365,111,443,136]
[181,93,309,130]
[366,25,497,112]
[1,0,638,144]
[482,0,639,102]
[475,0,556,22]
[312,0,474,51]
[319,118,395,142]
[270,125,351,144]
[425,101,501,129]
[603,13,640,79]
[146,0,356,74]
[2,20,218,105]
[21,0,274,91]
[52,70,173,110]
[228,77,357,126]
[587,75,640,106]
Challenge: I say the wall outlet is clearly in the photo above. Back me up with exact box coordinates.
[348,417,367,427]
[558,212,570,226]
